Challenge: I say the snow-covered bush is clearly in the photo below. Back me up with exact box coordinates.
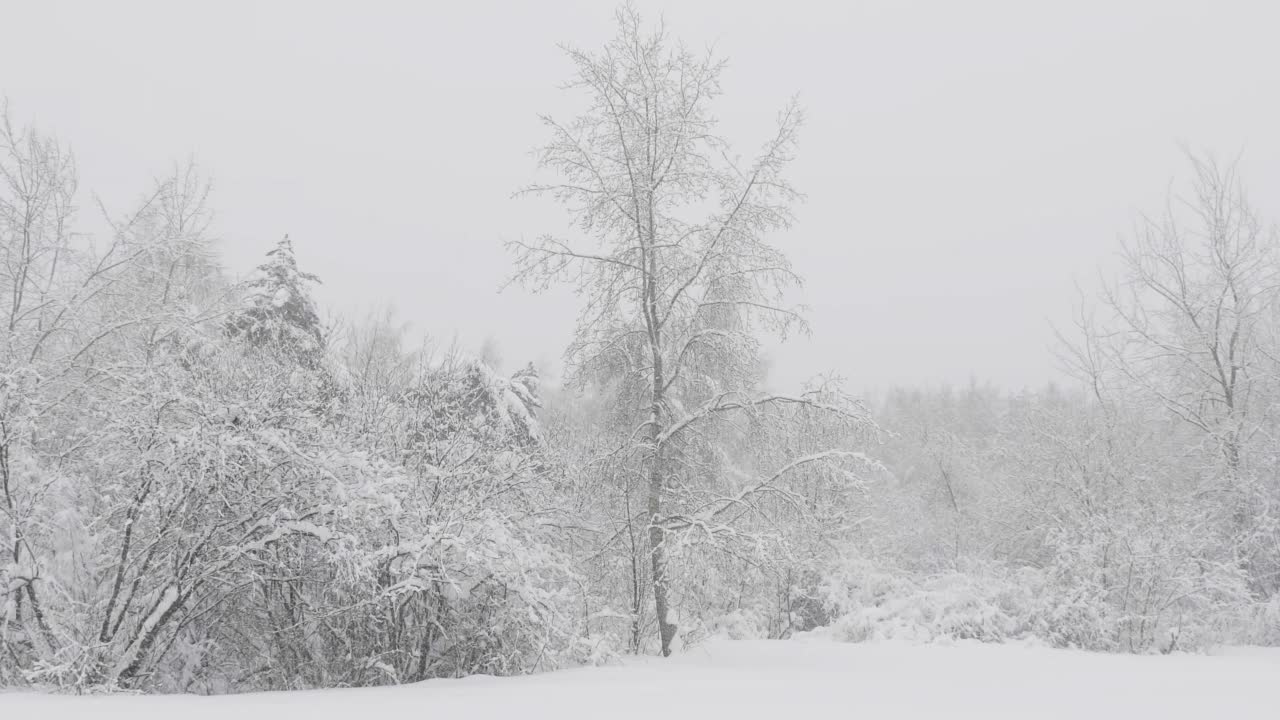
[811,544,1251,653]
[0,128,594,690]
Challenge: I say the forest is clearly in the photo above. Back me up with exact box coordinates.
[2,7,1279,694]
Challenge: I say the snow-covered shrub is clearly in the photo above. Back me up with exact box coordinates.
[0,199,593,692]
[700,608,771,641]
[812,557,1027,645]
[811,544,1251,653]
[1236,594,1280,646]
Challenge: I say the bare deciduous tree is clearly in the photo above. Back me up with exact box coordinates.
[1061,152,1280,595]
[510,8,874,656]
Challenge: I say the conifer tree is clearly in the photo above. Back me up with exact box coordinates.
[227,235,326,365]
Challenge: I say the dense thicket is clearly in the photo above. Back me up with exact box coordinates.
[0,116,589,690]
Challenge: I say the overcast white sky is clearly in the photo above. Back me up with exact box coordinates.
[3,0,1279,392]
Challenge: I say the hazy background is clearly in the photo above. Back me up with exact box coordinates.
[3,0,1278,392]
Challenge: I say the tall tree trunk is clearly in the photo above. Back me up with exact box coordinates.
[625,480,644,654]
[647,438,675,656]
[647,358,676,656]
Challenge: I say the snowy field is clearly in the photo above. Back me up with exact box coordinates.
[3,639,1277,719]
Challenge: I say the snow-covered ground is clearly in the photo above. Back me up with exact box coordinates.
[4,639,1277,719]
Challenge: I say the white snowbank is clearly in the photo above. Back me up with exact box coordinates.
[3,639,1277,718]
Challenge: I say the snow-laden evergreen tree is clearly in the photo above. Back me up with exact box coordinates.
[226,235,326,365]
[462,360,543,446]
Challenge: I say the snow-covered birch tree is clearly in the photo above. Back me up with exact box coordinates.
[1062,153,1280,597]
[510,8,877,656]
